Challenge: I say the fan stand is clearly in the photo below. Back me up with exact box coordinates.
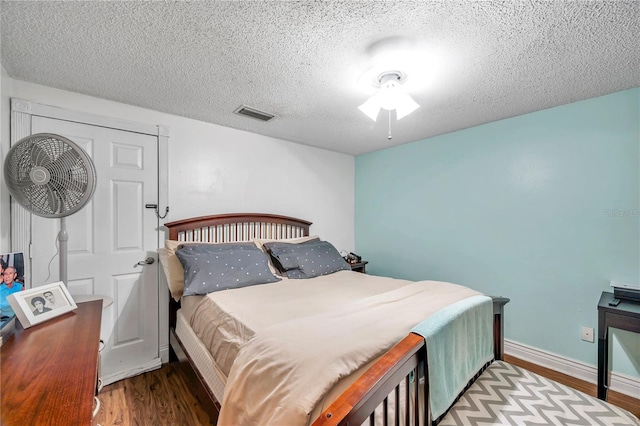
[58,217,68,286]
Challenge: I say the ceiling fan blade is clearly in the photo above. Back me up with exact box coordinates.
[30,142,54,167]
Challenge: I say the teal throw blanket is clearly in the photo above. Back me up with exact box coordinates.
[410,295,493,420]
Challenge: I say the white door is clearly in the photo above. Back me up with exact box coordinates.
[31,116,161,384]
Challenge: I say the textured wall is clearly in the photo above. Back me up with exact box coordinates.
[0,63,11,252]
[8,79,355,253]
[355,88,640,378]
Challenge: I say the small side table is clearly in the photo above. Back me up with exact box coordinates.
[597,291,640,400]
[350,261,368,274]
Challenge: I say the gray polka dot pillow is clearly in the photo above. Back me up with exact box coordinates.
[176,243,280,296]
[263,240,351,279]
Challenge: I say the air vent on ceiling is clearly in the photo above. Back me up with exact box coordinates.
[233,105,275,122]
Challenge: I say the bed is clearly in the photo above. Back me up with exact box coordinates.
[161,213,637,426]
[159,214,640,426]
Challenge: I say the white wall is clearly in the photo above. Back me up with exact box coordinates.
[9,80,355,249]
[0,64,12,253]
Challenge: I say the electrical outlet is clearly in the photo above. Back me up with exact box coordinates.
[581,326,594,343]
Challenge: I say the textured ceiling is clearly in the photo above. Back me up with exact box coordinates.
[1,1,638,155]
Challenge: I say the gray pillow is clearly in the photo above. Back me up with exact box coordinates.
[263,238,319,273]
[264,240,350,279]
[176,243,280,296]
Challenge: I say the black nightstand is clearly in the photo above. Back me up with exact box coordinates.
[349,261,368,273]
[597,291,640,400]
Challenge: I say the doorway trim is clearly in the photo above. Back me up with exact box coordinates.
[10,97,169,285]
[9,98,170,362]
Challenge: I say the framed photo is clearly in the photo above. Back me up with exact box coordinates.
[6,281,77,329]
[1,251,26,321]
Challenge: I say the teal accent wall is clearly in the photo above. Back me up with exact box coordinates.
[355,88,640,377]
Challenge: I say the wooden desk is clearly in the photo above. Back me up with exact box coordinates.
[597,291,640,400]
[1,300,103,425]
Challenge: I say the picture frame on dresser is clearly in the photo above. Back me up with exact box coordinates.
[7,281,77,329]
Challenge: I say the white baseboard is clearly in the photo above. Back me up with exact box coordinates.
[159,344,170,364]
[505,339,640,399]
[101,357,162,386]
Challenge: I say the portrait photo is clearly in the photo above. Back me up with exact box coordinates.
[0,252,26,317]
[7,281,77,329]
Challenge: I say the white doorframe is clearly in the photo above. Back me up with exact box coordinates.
[9,97,170,359]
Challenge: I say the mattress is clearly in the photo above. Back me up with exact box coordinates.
[175,308,227,403]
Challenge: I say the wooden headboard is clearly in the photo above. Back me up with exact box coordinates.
[164,213,311,242]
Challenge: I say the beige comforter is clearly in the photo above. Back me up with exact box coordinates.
[189,270,415,376]
[214,276,480,426]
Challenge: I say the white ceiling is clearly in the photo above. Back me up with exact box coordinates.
[1,1,638,156]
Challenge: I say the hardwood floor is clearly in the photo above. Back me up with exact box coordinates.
[97,357,640,425]
[96,362,214,426]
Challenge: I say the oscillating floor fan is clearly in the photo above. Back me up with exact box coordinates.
[4,133,97,285]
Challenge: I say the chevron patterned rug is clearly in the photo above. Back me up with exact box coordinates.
[438,361,640,425]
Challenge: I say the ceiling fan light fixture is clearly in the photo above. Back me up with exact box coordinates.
[394,92,420,120]
[357,96,383,121]
[358,71,419,121]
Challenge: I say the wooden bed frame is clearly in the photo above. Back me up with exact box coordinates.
[162,213,508,425]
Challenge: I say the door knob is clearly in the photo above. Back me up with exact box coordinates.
[136,256,155,266]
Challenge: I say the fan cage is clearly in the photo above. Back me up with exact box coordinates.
[4,133,97,218]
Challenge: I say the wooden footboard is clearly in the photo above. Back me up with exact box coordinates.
[313,296,509,426]
[313,333,428,426]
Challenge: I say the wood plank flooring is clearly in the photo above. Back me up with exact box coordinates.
[96,361,214,425]
[97,357,639,425]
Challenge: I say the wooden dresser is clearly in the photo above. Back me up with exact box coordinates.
[1,300,103,426]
